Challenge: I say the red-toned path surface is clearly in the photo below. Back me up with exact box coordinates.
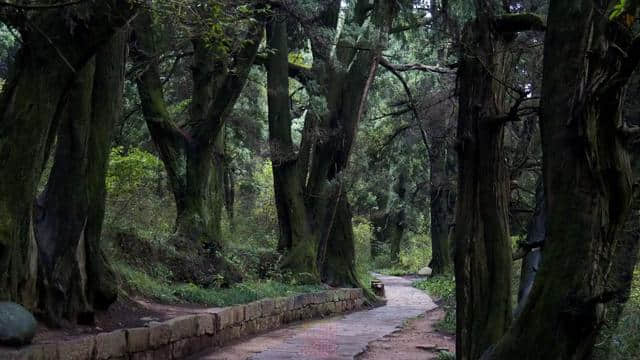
[190,275,438,360]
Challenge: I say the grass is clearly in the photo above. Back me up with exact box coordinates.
[436,351,456,360]
[593,265,640,360]
[413,275,456,334]
[116,262,326,307]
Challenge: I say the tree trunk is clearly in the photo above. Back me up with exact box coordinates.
[84,31,127,312]
[132,10,261,252]
[320,191,361,287]
[454,11,515,360]
[514,180,545,318]
[266,16,318,279]
[314,0,397,288]
[0,1,135,309]
[36,32,127,326]
[430,137,452,274]
[483,2,640,359]
[388,171,407,264]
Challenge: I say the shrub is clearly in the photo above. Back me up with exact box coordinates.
[414,275,456,334]
[104,146,174,241]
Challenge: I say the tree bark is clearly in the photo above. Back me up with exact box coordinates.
[429,136,453,274]
[313,0,398,288]
[483,2,640,359]
[36,31,127,326]
[454,7,516,359]
[266,15,318,279]
[513,180,545,318]
[388,171,407,264]
[0,1,135,310]
[131,9,262,254]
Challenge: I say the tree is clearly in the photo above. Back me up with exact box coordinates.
[483,1,640,358]
[264,0,399,287]
[453,1,545,358]
[130,4,263,282]
[36,31,127,325]
[0,1,135,316]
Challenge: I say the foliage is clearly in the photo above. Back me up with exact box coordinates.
[594,265,640,360]
[436,351,456,360]
[414,275,456,334]
[375,232,433,275]
[354,217,375,285]
[116,261,325,307]
[104,146,174,241]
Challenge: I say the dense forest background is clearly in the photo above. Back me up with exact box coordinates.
[0,0,639,359]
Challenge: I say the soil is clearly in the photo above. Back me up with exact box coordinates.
[356,307,455,360]
[33,296,216,343]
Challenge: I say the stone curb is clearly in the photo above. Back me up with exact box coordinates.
[0,288,364,360]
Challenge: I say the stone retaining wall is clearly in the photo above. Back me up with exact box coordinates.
[1,288,365,360]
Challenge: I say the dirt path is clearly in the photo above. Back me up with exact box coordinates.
[357,308,455,360]
[190,274,445,360]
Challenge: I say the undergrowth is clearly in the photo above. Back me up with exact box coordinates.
[116,261,325,307]
[413,275,456,334]
[593,265,640,360]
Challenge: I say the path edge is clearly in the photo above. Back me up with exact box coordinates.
[0,288,365,360]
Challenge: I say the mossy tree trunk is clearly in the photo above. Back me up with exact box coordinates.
[0,1,135,311]
[131,10,262,255]
[483,2,640,359]
[266,14,318,280]
[454,10,515,359]
[263,0,398,288]
[314,0,398,288]
[36,31,126,326]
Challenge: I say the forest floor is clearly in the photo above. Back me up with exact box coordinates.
[189,275,453,360]
[33,297,222,343]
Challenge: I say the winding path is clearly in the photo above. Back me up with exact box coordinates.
[190,275,437,360]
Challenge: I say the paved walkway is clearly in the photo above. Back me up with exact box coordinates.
[191,275,437,360]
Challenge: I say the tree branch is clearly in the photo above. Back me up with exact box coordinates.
[0,0,84,10]
[380,56,456,74]
[379,57,431,154]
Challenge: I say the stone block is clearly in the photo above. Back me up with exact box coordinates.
[259,298,276,316]
[166,315,198,342]
[148,322,171,349]
[215,308,233,330]
[195,314,215,336]
[125,327,149,354]
[59,336,95,360]
[293,294,308,309]
[150,345,172,360]
[21,343,59,360]
[244,302,261,321]
[95,330,126,360]
[171,337,204,359]
[129,351,153,360]
[231,306,245,325]
[274,297,294,312]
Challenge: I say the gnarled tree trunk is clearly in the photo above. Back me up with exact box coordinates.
[0,1,135,311]
[36,31,127,326]
[483,2,640,359]
[266,15,318,279]
[454,12,515,359]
